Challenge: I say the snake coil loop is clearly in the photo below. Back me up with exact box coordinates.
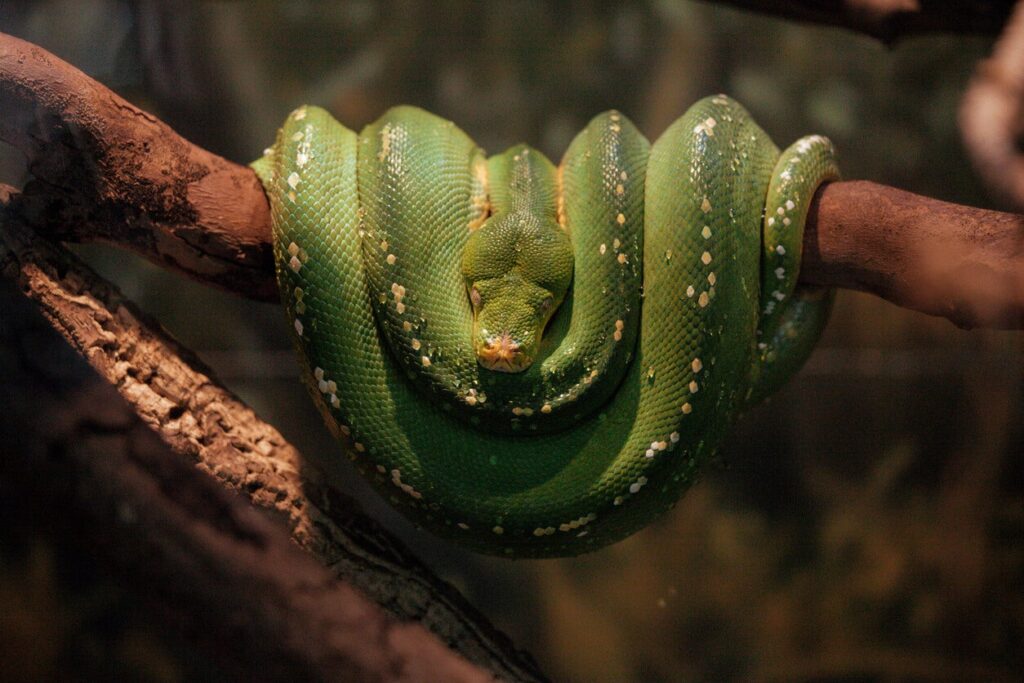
[253,95,838,557]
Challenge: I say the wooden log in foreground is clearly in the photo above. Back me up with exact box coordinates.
[0,214,547,681]
[0,275,495,682]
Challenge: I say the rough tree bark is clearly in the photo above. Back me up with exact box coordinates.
[0,271,494,682]
[3,0,1024,678]
[0,212,545,682]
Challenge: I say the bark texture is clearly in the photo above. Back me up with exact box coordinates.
[0,272,496,682]
[0,214,546,681]
[0,31,275,300]
[806,181,1024,329]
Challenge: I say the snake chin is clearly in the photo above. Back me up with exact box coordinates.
[477,332,532,373]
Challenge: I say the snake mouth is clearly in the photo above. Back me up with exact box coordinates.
[477,332,531,373]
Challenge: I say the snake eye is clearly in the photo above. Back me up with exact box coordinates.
[470,287,482,308]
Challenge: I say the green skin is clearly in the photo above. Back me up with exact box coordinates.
[252,96,839,558]
[461,146,573,375]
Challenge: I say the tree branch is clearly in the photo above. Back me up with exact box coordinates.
[0,214,546,681]
[0,270,494,681]
[0,30,545,679]
[3,31,1022,329]
[805,181,1024,329]
[0,31,276,300]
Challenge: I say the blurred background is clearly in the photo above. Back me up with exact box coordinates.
[1,1,1022,681]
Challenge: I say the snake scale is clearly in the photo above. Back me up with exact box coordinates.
[252,95,839,558]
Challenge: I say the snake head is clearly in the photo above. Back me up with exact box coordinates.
[461,211,573,373]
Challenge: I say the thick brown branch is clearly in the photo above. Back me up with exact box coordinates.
[0,31,276,300]
[805,180,1024,329]
[2,30,1023,330]
[698,0,1015,43]
[0,278,492,681]
[0,216,546,681]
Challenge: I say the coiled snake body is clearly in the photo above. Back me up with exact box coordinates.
[253,96,838,557]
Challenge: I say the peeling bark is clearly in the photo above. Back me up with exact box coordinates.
[0,217,547,681]
[0,275,496,682]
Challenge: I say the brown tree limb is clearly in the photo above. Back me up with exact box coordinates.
[0,276,493,681]
[805,181,1024,329]
[961,0,1024,211]
[0,30,276,301]
[0,214,547,681]
[2,31,1023,329]
[697,0,1015,44]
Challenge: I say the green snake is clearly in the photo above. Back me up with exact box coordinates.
[252,96,839,558]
